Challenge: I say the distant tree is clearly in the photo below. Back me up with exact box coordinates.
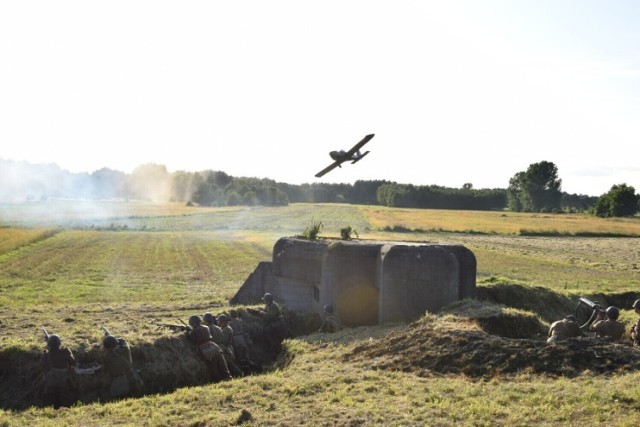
[193,181,220,206]
[171,171,199,202]
[207,171,233,188]
[507,161,562,212]
[561,193,598,213]
[242,190,259,206]
[226,191,240,206]
[462,183,473,190]
[90,168,127,199]
[351,180,390,204]
[593,184,639,217]
[262,186,289,206]
[507,172,525,211]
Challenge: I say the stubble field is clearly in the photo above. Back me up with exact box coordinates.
[1,201,639,426]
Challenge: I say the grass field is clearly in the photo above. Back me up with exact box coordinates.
[1,201,639,425]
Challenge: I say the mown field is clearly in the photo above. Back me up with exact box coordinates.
[1,201,639,426]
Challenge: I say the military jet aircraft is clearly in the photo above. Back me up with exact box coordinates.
[315,133,374,178]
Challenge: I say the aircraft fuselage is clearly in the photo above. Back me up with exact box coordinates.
[329,150,349,162]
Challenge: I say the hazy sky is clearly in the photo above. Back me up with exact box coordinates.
[1,1,639,197]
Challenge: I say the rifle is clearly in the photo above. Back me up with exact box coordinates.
[246,307,263,317]
[101,326,112,336]
[42,326,50,342]
[155,322,189,333]
[575,297,606,328]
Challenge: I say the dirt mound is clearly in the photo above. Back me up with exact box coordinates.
[440,299,548,339]
[346,314,640,378]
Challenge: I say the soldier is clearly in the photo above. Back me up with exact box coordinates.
[102,334,143,399]
[41,334,77,408]
[547,315,583,342]
[256,293,287,351]
[203,312,223,344]
[217,314,244,377]
[589,306,626,340]
[318,304,342,333]
[630,299,640,346]
[186,315,231,382]
[228,309,253,367]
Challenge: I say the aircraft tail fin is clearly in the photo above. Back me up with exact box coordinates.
[351,151,369,164]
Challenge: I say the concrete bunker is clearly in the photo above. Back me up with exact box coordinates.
[231,237,476,325]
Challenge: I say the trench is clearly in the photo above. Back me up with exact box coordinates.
[0,310,320,411]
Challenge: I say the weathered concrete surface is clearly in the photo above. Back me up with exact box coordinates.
[231,237,476,326]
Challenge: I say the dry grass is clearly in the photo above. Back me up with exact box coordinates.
[360,205,640,236]
[2,202,640,425]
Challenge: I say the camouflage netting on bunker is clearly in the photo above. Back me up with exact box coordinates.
[0,307,320,411]
[345,300,640,378]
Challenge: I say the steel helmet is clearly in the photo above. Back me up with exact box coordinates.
[323,304,334,314]
[203,312,216,324]
[217,314,229,323]
[262,293,273,303]
[229,309,238,318]
[47,334,61,349]
[103,335,118,349]
[189,315,202,327]
[633,299,640,309]
[605,306,620,320]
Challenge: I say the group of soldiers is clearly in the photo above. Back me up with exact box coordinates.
[40,329,142,409]
[40,292,342,408]
[547,299,640,344]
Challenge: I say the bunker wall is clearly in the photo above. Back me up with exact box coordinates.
[232,237,477,326]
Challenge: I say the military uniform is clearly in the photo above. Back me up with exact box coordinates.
[319,313,342,333]
[205,322,224,346]
[632,318,640,346]
[218,320,244,377]
[229,315,252,366]
[590,319,626,340]
[547,318,583,342]
[103,339,143,398]
[259,300,286,351]
[41,346,76,408]
[187,324,231,382]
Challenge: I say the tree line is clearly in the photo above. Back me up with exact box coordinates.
[1,159,637,216]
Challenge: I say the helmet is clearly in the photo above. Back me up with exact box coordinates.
[189,315,202,327]
[203,312,216,324]
[323,304,334,314]
[605,306,620,320]
[103,335,118,349]
[47,334,61,349]
[633,299,640,309]
[262,293,273,303]
[229,309,238,318]
[217,314,229,323]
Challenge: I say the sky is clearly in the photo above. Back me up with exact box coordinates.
[1,1,639,197]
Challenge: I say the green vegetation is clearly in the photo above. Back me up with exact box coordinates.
[594,183,640,218]
[300,219,323,240]
[1,202,640,425]
[507,160,562,212]
[4,158,618,212]
[339,225,358,240]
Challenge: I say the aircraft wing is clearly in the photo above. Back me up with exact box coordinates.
[315,161,341,178]
[345,133,375,157]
